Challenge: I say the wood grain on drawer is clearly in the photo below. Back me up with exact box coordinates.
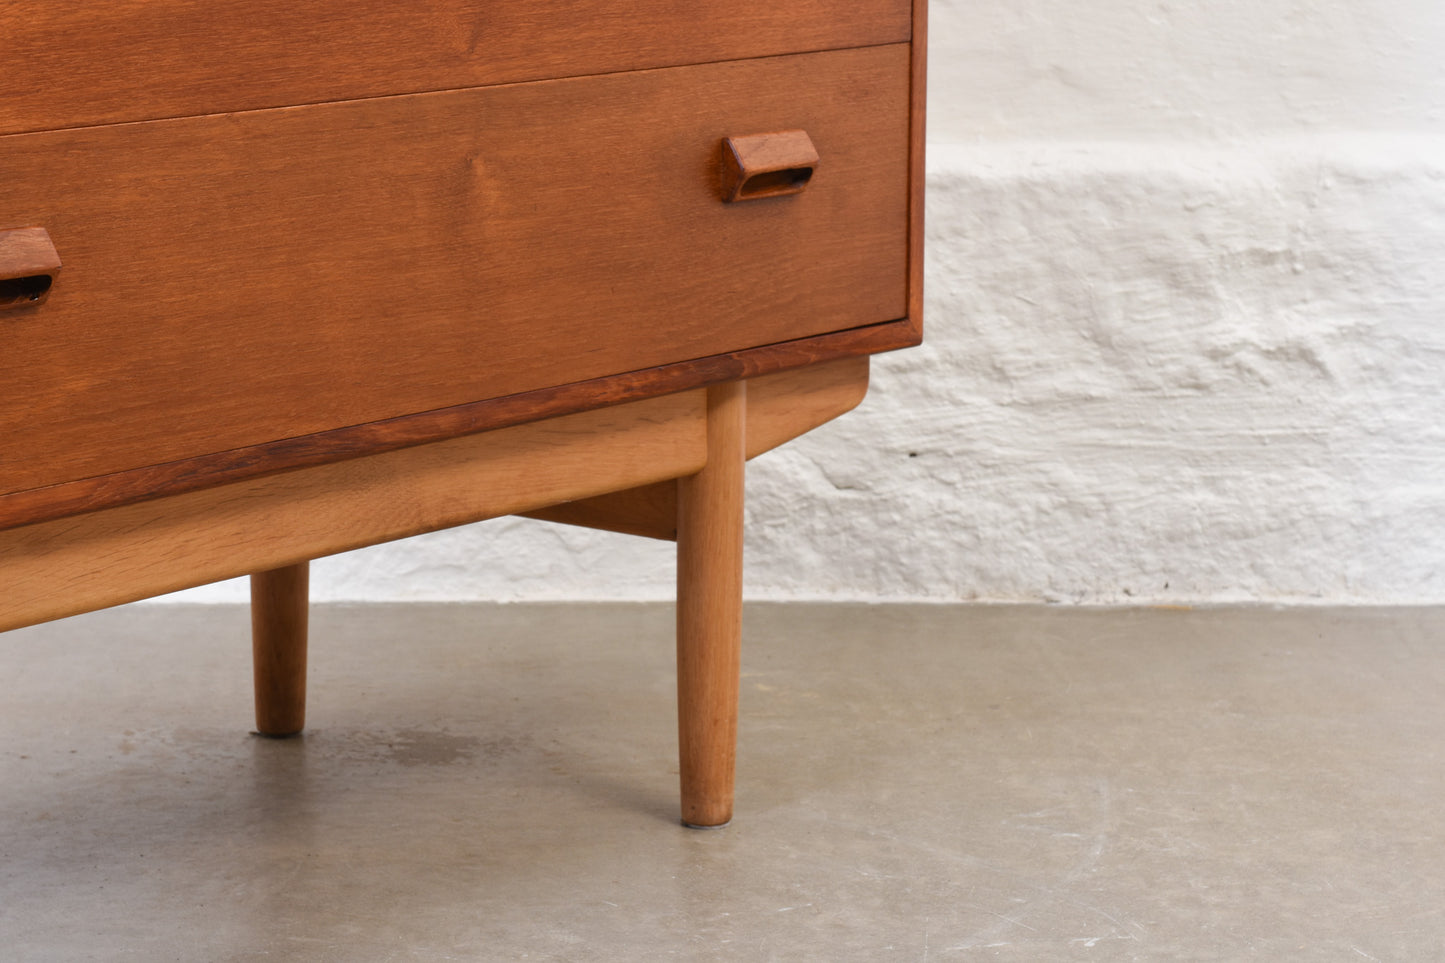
[0,44,910,499]
[0,0,911,136]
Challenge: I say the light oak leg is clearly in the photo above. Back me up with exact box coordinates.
[251,561,309,737]
[676,380,746,828]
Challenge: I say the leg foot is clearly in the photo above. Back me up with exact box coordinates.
[676,381,745,828]
[251,561,309,737]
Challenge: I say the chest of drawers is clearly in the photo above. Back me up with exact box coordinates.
[0,0,925,827]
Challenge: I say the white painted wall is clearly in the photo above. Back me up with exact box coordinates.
[167,0,1445,605]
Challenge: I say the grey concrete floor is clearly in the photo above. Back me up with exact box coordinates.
[2,603,1443,961]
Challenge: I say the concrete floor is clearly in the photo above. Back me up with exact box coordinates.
[2,603,1443,961]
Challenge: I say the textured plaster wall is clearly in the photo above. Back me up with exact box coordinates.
[168,0,1445,605]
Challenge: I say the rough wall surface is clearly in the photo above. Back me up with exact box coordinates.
[166,1,1445,605]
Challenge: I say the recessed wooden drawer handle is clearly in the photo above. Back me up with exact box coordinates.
[0,227,61,310]
[721,130,819,202]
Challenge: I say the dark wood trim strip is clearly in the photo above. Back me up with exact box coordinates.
[905,0,928,343]
[0,318,920,533]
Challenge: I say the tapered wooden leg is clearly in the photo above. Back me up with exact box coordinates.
[251,561,309,737]
[676,380,746,828]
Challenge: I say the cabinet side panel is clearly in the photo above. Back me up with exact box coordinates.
[906,0,929,341]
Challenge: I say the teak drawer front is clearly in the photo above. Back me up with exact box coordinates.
[0,0,910,136]
[0,45,910,497]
